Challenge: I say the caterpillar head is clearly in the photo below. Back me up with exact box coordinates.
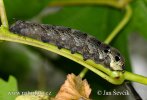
[109,48,125,71]
[103,45,125,71]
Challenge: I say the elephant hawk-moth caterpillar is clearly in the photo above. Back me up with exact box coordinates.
[9,20,125,71]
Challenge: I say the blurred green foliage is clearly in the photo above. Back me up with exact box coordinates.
[0,0,147,99]
[4,0,49,21]
[0,43,30,80]
[0,76,18,100]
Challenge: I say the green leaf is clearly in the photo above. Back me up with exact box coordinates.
[0,76,18,100]
[4,0,49,21]
[0,42,34,82]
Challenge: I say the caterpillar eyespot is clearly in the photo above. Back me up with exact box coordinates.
[104,46,110,53]
[115,56,120,61]
[9,20,125,71]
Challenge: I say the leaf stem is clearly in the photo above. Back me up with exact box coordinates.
[49,0,131,9]
[0,0,8,28]
[104,5,132,44]
[79,68,88,78]
[124,71,147,85]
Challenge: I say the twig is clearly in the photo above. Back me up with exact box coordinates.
[49,0,131,9]
[104,5,132,44]
[0,0,8,28]
[124,71,147,85]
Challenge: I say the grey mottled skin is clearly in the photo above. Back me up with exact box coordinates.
[9,20,125,71]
